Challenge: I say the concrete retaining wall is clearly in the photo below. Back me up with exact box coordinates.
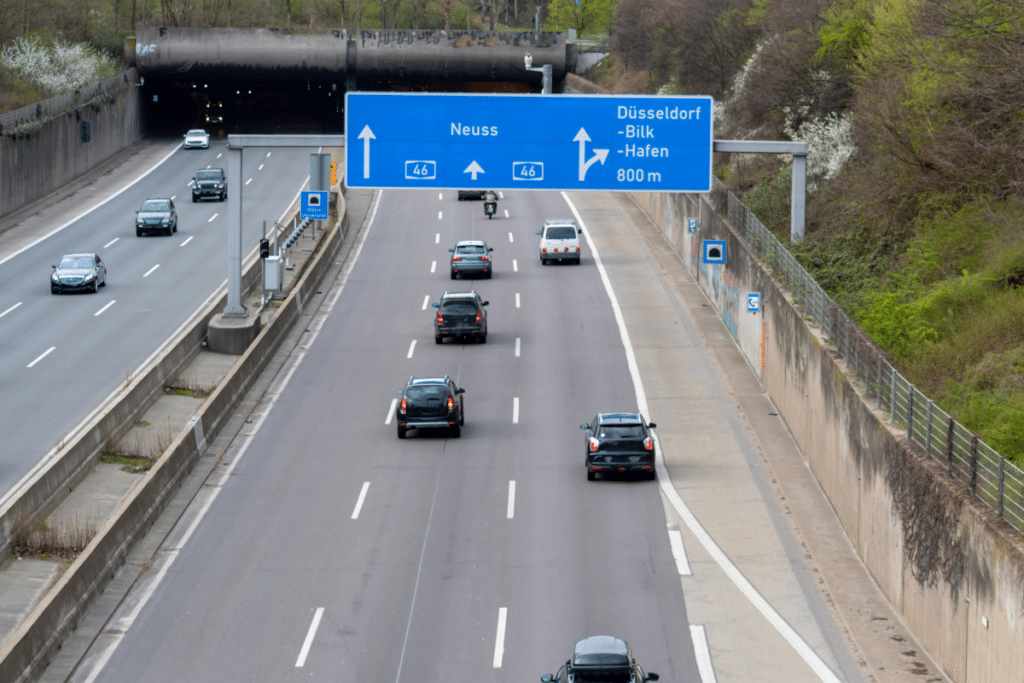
[0,72,142,220]
[0,189,350,683]
[629,189,1024,682]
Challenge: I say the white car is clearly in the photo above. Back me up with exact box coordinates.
[183,129,210,149]
[536,219,582,265]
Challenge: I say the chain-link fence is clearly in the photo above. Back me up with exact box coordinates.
[711,180,1024,534]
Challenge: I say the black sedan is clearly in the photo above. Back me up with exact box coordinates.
[396,375,465,439]
[51,253,107,294]
[581,413,657,480]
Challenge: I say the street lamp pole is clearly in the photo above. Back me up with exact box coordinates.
[524,51,552,95]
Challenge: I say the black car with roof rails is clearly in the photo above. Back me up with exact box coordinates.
[542,635,659,683]
[395,375,465,439]
[432,291,489,344]
[192,168,227,202]
[581,413,657,480]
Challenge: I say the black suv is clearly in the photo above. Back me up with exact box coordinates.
[395,375,465,439]
[542,635,659,683]
[432,291,489,344]
[135,198,177,236]
[580,413,657,480]
[192,168,227,202]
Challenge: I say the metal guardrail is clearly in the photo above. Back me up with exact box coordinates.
[712,179,1024,534]
[0,70,136,134]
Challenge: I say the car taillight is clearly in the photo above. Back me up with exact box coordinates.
[447,397,454,410]
[553,247,559,252]
[480,256,489,261]
[542,247,547,253]
[452,256,461,261]
[437,311,444,324]
[400,397,407,414]
[475,311,482,322]
[589,438,599,451]
[644,436,653,450]
[575,247,581,252]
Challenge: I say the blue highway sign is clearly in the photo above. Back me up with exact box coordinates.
[344,92,713,192]
[301,191,328,220]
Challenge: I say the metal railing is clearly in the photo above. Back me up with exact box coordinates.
[710,181,1024,534]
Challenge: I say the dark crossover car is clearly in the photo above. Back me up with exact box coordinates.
[395,375,465,439]
[432,291,489,344]
[51,253,106,294]
[449,240,493,279]
[457,189,488,200]
[581,413,657,480]
[136,198,177,236]
[192,168,227,202]
[542,635,659,683]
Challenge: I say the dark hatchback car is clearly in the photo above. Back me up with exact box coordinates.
[135,198,178,236]
[542,635,659,683]
[581,413,657,480]
[449,240,493,279]
[51,253,107,294]
[395,375,465,439]
[192,168,227,202]
[432,291,489,344]
[457,189,488,200]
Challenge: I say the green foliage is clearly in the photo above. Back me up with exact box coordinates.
[816,0,873,66]
[545,0,614,34]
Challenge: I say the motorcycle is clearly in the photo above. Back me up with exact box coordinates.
[483,192,498,219]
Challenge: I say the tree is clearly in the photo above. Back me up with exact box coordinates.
[545,0,613,35]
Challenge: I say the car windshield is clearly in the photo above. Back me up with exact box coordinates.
[187,130,206,136]
[406,385,447,400]
[545,226,577,239]
[456,245,486,255]
[597,425,645,439]
[141,200,169,212]
[196,171,220,180]
[59,256,93,269]
[441,300,478,314]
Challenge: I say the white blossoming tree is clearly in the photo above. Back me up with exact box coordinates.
[1,35,119,97]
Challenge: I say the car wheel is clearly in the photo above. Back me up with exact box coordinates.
[460,410,465,426]
[646,469,657,481]
[435,335,443,345]
[173,224,177,233]
[587,470,596,481]
[221,192,227,201]
[93,279,100,293]
[485,271,492,279]
[450,272,457,280]
[575,257,581,265]
[136,228,142,237]
[479,333,487,344]
[450,424,461,438]
[192,195,198,203]
[541,257,547,265]
[397,424,407,439]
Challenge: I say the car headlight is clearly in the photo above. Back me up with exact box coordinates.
[51,273,59,282]
[83,272,95,281]
[136,218,143,226]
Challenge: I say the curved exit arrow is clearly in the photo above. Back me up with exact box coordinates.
[358,125,375,178]
[574,128,609,181]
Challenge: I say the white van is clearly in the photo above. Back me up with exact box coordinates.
[536,219,583,265]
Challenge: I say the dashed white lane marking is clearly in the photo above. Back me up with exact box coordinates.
[562,191,842,683]
[170,195,177,201]
[512,259,518,272]
[515,337,521,357]
[0,302,22,319]
[216,153,222,159]
[407,339,417,359]
[258,164,264,170]
[512,397,519,424]
[507,480,515,519]
[295,607,324,667]
[351,482,371,520]
[103,238,118,249]
[515,293,520,308]
[386,398,397,425]
[435,233,440,244]
[668,524,692,576]
[430,261,436,273]
[508,232,514,243]
[422,295,430,310]
[266,151,272,157]
[246,178,253,185]
[492,607,508,668]
[504,209,509,218]
[94,300,116,317]
[498,191,504,199]
[27,346,55,368]
[438,211,442,220]
[438,192,442,200]
[143,264,160,278]
[207,213,218,223]
[180,236,194,247]
[690,625,717,683]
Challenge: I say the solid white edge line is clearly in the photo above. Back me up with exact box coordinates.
[515,337,521,357]
[0,142,183,269]
[422,295,430,310]
[351,482,371,520]
[27,346,56,368]
[507,480,515,520]
[94,300,116,317]
[386,398,398,424]
[407,339,416,359]
[77,189,387,683]
[560,191,842,683]
[690,624,717,683]
[103,238,118,249]
[0,302,22,318]
[492,607,508,668]
[143,264,160,277]
[668,525,692,576]
[295,607,325,667]
[512,397,519,424]
[180,236,194,247]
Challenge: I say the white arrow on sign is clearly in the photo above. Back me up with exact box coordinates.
[358,125,376,179]
[573,128,609,182]
[463,160,485,180]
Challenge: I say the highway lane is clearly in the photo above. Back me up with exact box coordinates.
[0,142,319,499]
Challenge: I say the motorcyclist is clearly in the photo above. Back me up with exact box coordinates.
[483,191,498,219]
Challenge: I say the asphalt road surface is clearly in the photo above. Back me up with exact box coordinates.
[70,189,868,683]
[0,141,318,501]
